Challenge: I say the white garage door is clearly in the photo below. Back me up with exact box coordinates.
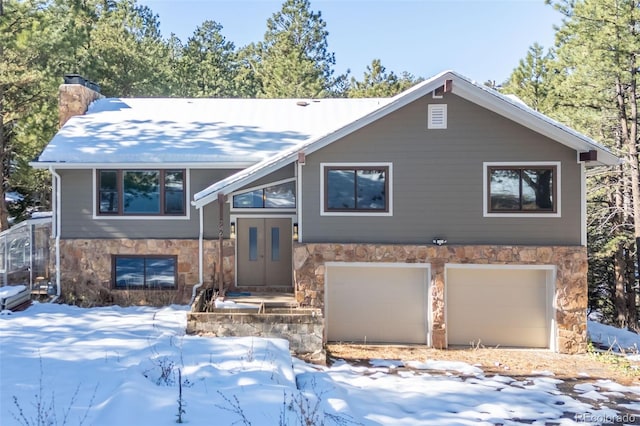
[446,267,552,348]
[326,264,429,344]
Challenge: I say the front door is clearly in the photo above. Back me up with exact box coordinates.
[237,218,292,287]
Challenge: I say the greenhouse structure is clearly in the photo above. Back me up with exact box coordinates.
[0,214,52,289]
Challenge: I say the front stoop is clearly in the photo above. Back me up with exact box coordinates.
[187,291,324,361]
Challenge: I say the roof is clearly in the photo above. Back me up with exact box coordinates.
[33,97,389,168]
[192,70,619,208]
[32,70,618,209]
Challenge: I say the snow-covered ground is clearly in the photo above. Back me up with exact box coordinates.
[588,320,640,355]
[1,303,639,426]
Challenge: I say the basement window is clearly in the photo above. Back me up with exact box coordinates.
[113,255,177,289]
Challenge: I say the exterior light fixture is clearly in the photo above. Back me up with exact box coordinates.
[432,238,447,246]
[293,223,299,242]
[230,222,236,239]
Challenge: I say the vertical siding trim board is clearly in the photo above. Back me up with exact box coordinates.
[292,243,587,354]
[319,162,393,217]
[483,161,562,218]
[580,162,587,246]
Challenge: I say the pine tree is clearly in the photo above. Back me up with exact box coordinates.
[180,20,238,97]
[549,0,640,330]
[347,59,418,98]
[501,43,557,113]
[89,0,171,96]
[0,0,52,230]
[253,0,337,98]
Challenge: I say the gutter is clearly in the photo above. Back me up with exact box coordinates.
[190,207,204,305]
[49,166,61,302]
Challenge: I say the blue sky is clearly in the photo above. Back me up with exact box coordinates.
[138,0,563,85]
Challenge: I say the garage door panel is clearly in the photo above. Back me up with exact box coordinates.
[447,268,550,348]
[327,265,428,344]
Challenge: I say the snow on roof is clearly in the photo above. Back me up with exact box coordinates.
[34,97,388,166]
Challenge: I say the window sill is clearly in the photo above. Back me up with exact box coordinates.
[483,212,561,218]
[113,287,177,291]
[321,211,393,217]
[94,214,190,220]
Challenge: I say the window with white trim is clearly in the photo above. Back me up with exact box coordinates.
[322,164,390,214]
[486,164,558,214]
[98,169,186,216]
[232,181,295,209]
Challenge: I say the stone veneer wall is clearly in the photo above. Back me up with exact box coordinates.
[293,243,587,354]
[187,309,324,355]
[58,84,102,127]
[57,238,235,306]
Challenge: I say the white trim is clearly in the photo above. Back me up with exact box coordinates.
[229,177,296,197]
[50,166,62,301]
[324,261,431,269]
[190,207,205,304]
[444,263,557,271]
[444,263,557,352]
[92,169,192,221]
[580,162,587,246]
[230,214,297,221]
[483,161,561,218]
[296,161,304,243]
[320,162,393,217]
[231,214,297,287]
[324,262,432,347]
[31,162,254,170]
[427,104,447,129]
[229,177,296,213]
[229,208,296,214]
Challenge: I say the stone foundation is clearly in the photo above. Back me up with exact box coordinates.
[57,238,235,306]
[293,243,588,354]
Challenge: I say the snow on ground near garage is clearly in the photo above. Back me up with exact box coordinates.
[1,303,639,425]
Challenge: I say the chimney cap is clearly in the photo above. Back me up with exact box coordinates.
[63,74,100,93]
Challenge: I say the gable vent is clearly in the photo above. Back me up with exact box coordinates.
[428,104,447,129]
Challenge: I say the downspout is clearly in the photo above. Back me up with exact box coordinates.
[294,157,304,297]
[49,166,61,302]
[189,206,204,305]
[296,155,304,243]
[217,193,225,297]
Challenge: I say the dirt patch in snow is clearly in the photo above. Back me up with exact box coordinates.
[326,344,640,385]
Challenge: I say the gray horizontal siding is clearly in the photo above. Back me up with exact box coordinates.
[301,93,583,246]
[236,163,295,191]
[60,169,238,239]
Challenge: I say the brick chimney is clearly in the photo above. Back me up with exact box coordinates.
[58,74,102,128]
